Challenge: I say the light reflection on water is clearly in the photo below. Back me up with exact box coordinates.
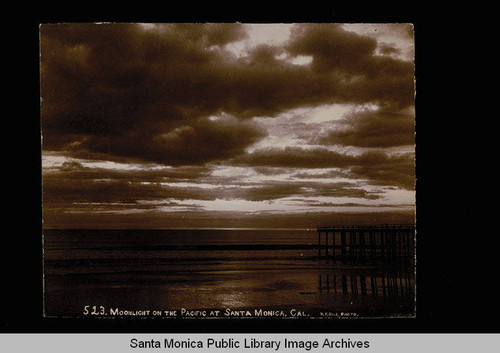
[217,292,247,308]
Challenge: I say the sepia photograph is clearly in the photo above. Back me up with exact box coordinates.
[40,23,416,320]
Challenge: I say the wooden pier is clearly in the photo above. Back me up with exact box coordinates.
[316,224,415,262]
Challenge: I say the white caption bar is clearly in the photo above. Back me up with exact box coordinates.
[1,334,499,353]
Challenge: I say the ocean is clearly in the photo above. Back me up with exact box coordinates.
[43,228,415,318]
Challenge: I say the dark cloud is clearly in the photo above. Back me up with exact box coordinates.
[41,23,260,165]
[43,160,214,208]
[41,23,415,166]
[348,152,415,190]
[291,169,351,179]
[42,176,214,205]
[66,116,266,166]
[48,160,212,182]
[292,199,414,208]
[234,148,414,189]
[287,24,415,109]
[241,181,382,202]
[233,147,354,169]
[316,108,415,147]
[287,24,378,74]
[379,44,401,56]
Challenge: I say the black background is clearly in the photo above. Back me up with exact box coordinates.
[4,2,497,333]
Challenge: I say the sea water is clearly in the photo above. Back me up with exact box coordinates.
[43,228,415,318]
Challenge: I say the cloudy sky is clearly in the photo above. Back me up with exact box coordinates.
[40,23,415,229]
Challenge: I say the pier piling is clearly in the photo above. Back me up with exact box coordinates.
[316,224,415,262]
